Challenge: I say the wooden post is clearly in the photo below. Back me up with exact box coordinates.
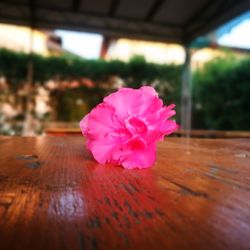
[181,46,192,134]
[22,0,35,136]
[100,36,115,59]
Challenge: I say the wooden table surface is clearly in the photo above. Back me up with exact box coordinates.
[0,136,249,250]
[44,127,250,139]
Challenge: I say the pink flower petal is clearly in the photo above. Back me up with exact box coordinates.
[79,114,89,135]
[87,139,118,164]
[121,143,157,169]
[104,88,143,118]
[80,86,178,169]
[81,103,118,139]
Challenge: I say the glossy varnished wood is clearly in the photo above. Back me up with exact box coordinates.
[0,136,249,250]
[44,127,250,139]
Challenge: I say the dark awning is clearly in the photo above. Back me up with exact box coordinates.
[0,0,249,44]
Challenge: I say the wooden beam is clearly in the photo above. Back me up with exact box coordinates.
[108,0,121,16]
[29,0,36,27]
[0,0,180,30]
[0,1,182,36]
[100,36,115,59]
[184,0,214,31]
[145,0,164,21]
[72,0,81,12]
[185,0,248,43]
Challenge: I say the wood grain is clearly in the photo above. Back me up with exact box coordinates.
[44,127,250,138]
[0,136,249,250]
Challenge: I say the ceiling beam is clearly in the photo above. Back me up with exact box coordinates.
[185,0,250,43]
[0,1,180,31]
[0,2,183,43]
[29,0,36,27]
[0,0,249,45]
[184,0,214,31]
[145,0,165,21]
[72,0,81,12]
[108,0,121,16]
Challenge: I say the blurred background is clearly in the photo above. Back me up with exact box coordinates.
[0,0,249,137]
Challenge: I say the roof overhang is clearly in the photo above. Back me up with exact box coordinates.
[0,0,249,44]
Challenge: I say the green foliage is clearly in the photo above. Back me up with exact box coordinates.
[55,86,109,121]
[0,49,181,122]
[193,57,250,130]
[0,49,28,87]
[2,49,249,130]
[0,49,181,84]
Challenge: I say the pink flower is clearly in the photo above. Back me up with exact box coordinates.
[80,87,178,169]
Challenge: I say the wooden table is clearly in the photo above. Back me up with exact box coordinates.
[174,130,250,139]
[0,136,249,250]
[44,127,250,139]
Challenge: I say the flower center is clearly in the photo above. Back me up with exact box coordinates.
[124,116,148,135]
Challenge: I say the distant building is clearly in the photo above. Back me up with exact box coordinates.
[103,38,185,65]
[102,37,250,70]
[192,46,250,70]
[1,23,249,69]
[0,23,63,56]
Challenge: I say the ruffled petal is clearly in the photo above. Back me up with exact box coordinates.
[81,103,119,140]
[145,104,176,125]
[87,138,119,164]
[104,88,143,118]
[79,114,89,136]
[80,87,178,169]
[104,86,163,118]
[139,87,163,115]
[121,143,157,169]
[162,120,179,135]
[140,86,158,96]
